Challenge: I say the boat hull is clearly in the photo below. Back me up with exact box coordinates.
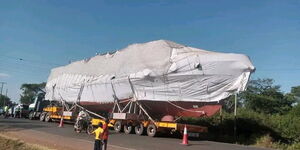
[79,100,222,120]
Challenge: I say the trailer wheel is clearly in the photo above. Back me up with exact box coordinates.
[124,124,133,134]
[134,123,144,136]
[28,112,34,120]
[39,112,46,121]
[114,121,123,133]
[147,124,157,137]
[44,113,52,122]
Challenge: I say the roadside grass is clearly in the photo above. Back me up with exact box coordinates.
[179,108,300,150]
[0,134,52,150]
[254,134,300,150]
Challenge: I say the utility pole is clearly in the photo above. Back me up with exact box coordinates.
[0,82,7,107]
[234,93,238,143]
[5,89,8,97]
[0,82,6,96]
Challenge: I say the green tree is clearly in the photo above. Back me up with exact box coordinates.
[0,94,11,107]
[289,103,300,116]
[20,82,46,104]
[291,86,300,102]
[241,78,295,114]
[223,95,243,113]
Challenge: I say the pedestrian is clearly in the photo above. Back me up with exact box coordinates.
[4,106,8,118]
[102,119,109,150]
[92,122,104,150]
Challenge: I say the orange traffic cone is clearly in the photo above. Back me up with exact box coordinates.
[58,117,64,128]
[181,125,189,145]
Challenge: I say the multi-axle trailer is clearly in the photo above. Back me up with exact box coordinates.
[32,99,209,137]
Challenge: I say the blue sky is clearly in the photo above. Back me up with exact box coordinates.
[0,0,300,102]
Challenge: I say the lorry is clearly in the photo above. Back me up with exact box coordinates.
[28,92,77,122]
[28,92,50,120]
[32,40,255,138]
[27,92,209,137]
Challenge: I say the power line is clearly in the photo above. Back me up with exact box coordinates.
[0,69,49,80]
[0,66,50,74]
[0,55,63,66]
[0,62,52,71]
[0,61,52,71]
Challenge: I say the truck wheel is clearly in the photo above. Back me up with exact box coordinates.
[124,124,133,134]
[147,124,157,137]
[87,124,94,135]
[114,121,123,133]
[134,123,144,136]
[44,113,52,122]
[29,112,34,120]
[39,112,46,121]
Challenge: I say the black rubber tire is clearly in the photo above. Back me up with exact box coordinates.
[44,113,52,122]
[39,112,46,121]
[124,124,133,134]
[73,126,80,133]
[147,124,157,137]
[134,123,144,136]
[75,120,84,133]
[114,121,123,133]
[87,124,94,135]
[28,112,34,120]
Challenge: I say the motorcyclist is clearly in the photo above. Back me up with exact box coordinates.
[74,109,90,132]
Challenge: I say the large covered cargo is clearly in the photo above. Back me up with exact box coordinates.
[45,40,255,119]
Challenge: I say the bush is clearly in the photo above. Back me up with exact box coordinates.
[287,142,300,150]
[255,134,274,148]
[269,113,300,143]
[180,108,300,149]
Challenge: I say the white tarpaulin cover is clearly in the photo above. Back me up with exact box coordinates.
[45,40,255,103]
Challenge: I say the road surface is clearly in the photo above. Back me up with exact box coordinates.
[0,117,270,150]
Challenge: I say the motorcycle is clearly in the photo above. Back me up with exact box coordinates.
[74,110,93,134]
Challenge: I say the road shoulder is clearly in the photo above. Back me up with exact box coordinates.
[1,128,93,150]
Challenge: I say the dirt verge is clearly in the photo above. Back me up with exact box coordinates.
[0,134,51,150]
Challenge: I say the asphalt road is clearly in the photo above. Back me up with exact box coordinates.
[0,117,270,150]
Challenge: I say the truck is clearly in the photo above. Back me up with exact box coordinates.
[27,93,209,137]
[28,92,77,122]
[36,40,255,138]
[28,92,50,120]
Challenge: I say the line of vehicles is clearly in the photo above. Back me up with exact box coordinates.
[1,104,30,118]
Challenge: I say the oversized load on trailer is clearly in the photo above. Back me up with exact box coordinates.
[45,40,255,121]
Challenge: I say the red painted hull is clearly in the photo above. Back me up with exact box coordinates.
[79,100,222,120]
